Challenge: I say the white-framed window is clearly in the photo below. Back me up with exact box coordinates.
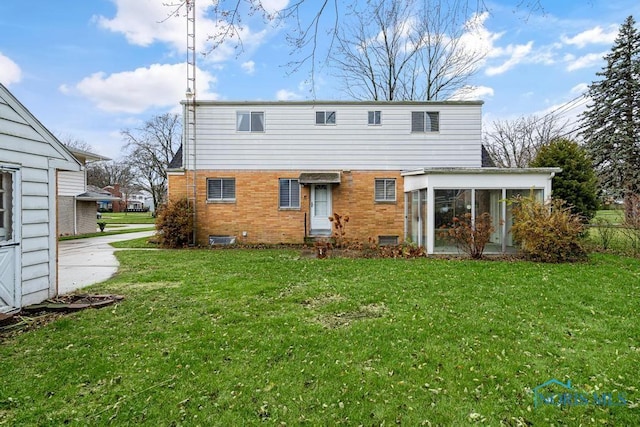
[237,111,265,132]
[368,110,381,125]
[315,111,336,125]
[411,111,439,132]
[0,171,13,241]
[207,178,236,202]
[279,178,300,209]
[375,178,396,202]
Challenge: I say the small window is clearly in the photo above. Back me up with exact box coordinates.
[411,111,439,132]
[315,111,336,125]
[0,171,13,242]
[368,110,381,125]
[237,111,264,132]
[279,178,300,209]
[207,178,236,201]
[375,178,396,202]
[378,235,399,246]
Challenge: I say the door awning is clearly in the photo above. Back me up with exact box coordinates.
[298,171,341,185]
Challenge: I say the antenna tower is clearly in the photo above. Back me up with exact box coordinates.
[185,0,197,243]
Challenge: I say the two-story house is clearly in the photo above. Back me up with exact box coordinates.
[167,101,559,254]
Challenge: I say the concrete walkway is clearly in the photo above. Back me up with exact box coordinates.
[58,228,156,295]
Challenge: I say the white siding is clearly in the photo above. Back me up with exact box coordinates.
[1,85,80,309]
[185,101,483,170]
[58,170,85,196]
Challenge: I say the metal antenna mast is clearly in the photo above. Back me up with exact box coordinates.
[185,0,197,244]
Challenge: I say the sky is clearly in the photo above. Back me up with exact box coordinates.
[1,0,639,160]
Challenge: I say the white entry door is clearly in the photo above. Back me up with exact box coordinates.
[310,184,332,233]
[0,169,19,313]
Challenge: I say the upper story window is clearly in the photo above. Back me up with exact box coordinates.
[237,111,265,132]
[207,178,236,202]
[411,111,439,132]
[316,111,336,125]
[375,178,396,202]
[279,178,300,209]
[368,110,381,125]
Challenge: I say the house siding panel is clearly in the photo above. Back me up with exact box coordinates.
[185,102,483,170]
[58,170,85,196]
[2,84,80,311]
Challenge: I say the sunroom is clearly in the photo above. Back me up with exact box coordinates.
[402,168,561,255]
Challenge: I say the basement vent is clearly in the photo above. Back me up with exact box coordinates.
[209,235,237,246]
[378,235,399,246]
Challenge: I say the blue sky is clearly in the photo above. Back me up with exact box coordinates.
[1,0,639,159]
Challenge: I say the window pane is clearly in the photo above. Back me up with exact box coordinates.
[411,111,424,132]
[316,111,325,124]
[375,179,385,200]
[208,179,222,199]
[368,110,381,125]
[279,179,290,207]
[427,112,439,132]
[251,112,264,132]
[385,179,395,200]
[222,179,236,199]
[326,111,336,124]
[0,171,12,241]
[237,112,250,131]
[290,180,300,207]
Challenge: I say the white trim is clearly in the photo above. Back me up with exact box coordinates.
[49,168,57,298]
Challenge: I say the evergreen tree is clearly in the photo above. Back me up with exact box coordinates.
[580,15,640,216]
[531,138,599,221]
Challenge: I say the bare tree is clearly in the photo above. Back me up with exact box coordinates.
[121,113,182,211]
[58,134,95,153]
[329,0,486,101]
[483,114,570,168]
[167,0,546,91]
[86,160,137,189]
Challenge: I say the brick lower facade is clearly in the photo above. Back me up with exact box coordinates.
[57,197,98,236]
[168,170,405,246]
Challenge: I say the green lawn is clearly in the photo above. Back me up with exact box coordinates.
[1,250,639,425]
[99,211,156,224]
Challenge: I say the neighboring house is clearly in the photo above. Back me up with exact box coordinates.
[102,184,151,212]
[0,83,81,314]
[57,148,117,236]
[167,101,559,254]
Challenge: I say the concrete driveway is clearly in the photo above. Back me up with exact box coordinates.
[58,229,156,295]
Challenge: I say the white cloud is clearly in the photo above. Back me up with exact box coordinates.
[97,0,275,63]
[561,25,618,48]
[485,41,534,76]
[565,51,606,72]
[0,52,22,86]
[66,63,217,114]
[460,12,505,60]
[241,60,256,75]
[275,89,300,100]
[448,85,494,101]
[570,83,589,95]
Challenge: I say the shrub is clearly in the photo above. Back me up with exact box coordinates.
[439,212,495,259]
[329,212,350,248]
[155,198,194,248]
[509,195,586,262]
[531,138,599,221]
[591,217,616,251]
[620,194,640,255]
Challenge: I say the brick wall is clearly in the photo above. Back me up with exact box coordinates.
[57,196,75,236]
[168,170,405,246]
[77,200,98,235]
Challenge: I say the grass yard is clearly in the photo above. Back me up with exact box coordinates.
[1,250,639,425]
[99,211,156,225]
